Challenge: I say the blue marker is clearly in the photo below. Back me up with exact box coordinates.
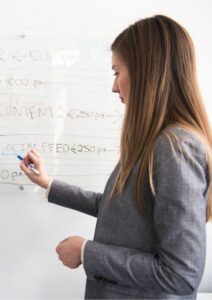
[17,154,40,175]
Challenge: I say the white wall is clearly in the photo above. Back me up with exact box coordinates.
[0,0,211,298]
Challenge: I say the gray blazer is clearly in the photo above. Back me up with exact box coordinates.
[48,127,209,299]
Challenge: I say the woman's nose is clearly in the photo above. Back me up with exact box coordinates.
[112,79,119,93]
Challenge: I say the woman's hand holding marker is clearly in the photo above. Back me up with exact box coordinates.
[19,149,50,189]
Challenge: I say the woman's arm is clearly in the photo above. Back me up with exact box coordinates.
[20,149,103,217]
[48,179,103,217]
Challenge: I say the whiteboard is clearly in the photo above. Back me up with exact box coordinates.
[0,0,211,298]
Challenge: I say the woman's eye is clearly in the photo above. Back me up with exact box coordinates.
[113,72,119,76]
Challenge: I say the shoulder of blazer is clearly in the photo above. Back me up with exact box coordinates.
[154,126,207,163]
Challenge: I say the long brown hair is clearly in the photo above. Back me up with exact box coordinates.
[110,15,212,221]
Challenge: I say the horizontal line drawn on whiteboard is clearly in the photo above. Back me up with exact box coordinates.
[0,37,112,42]
[0,156,118,162]
[0,32,113,39]
[0,80,110,88]
[41,81,110,87]
[0,73,112,80]
[0,161,118,165]
[54,173,110,177]
[0,182,33,186]
[0,25,118,29]
[63,158,117,162]
[0,163,116,167]
[0,75,112,81]
[0,67,111,72]
[0,129,120,133]
[0,89,113,97]
[0,134,119,138]
[0,173,110,178]
[0,175,110,186]
[0,67,111,74]
[0,91,114,97]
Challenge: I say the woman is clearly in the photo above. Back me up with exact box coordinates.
[20,15,212,299]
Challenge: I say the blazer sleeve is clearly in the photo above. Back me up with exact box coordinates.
[83,134,208,294]
[48,179,103,217]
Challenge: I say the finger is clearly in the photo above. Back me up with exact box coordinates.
[60,237,70,244]
[28,151,40,166]
[21,151,39,168]
[31,148,41,158]
[20,161,32,176]
[55,244,61,254]
[57,252,63,262]
[22,153,32,166]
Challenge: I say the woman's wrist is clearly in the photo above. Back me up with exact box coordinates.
[81,239,88,265]
[41,177,51,189]
[46,178,53,198]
